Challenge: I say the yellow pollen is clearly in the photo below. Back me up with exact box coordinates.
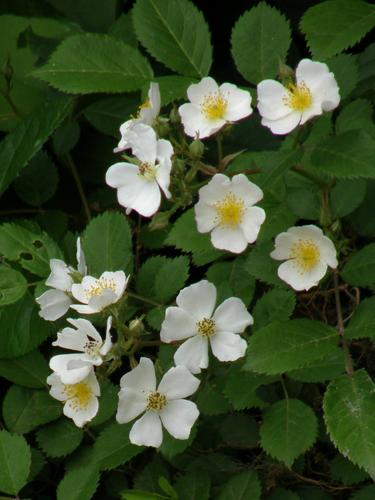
[283,82,312,111]
[214,192,245,228]
[147,391,167,411]
[85,278,116,299]
[138,162,157,181]
[201,92,228,120]
[290,239,320,272]
[197,317,216,337]
[139,99,151,110]
[64,382,92,409]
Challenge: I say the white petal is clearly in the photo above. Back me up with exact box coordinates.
[45,259,73,292]
[100,315,113,356]
[213,297,253,333]
[128,180,161,217]
[194,200,218,233]
[100,271,127,299]
[240,207,266,243]
[50,354,93,384]
[116,387,148,423]
[158,366,200,399]
[119,357,156,393]
[296,59,330,93]
[231,174,264,205]
[270,231,299,261]
[114,120,135,153]
[187,77,219,105]
[36,290,71,321]
[179,103,224,139]
[257,80,291,120]
[174,335,209,374]
[277,259,327,291]
[160,307,197,342]
[176,280,217,320]
[287,225,323,240]
[160,399,199,440]
[197,173,231,205]
[76,237,87,275]
[319,74,340,111]
[64,395,98,428]
[67,317,102,343]
[319,235,338,269]
[87,289,118,312]
[219,83,252,121]
[130,411,163,447]
[105,162,140,189]
[261,112,301,135]
[210,331,247,361]
[130,124,157,164]
[210,226,248,253]
[70,303,97,314]
[52,326,88,352]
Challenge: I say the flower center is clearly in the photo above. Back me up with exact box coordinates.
[64,382,92,409]
[147,391,167,411]
[83,340,101,356]
[85,278,117,300]
[290,239,320,272]
[197,317,216,337]
[138,162,157,181]
[283,82,313,112]
[214,192,245,228]
[201,92,228,120]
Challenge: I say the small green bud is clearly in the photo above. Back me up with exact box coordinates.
[149,211,171,231]
[154,118,171,137]
[169,107,180,124]
[128,317,145,337]
[189,139,205,158]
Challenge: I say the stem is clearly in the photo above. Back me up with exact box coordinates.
[333,270,354,375]
[280,376,289,400]
[65,154,91,221]
[292,165,328,189]
[126,291,163,307]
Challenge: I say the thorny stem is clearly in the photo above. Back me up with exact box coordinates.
[65,154,91,222]
[333,270,354,375]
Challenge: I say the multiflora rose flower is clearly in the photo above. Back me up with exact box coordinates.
[195,173,265,253]
[106,124,173,217]
[114,82,160,153]
[116,357,200,448]
[49,316,112,384]
[179,76,252,139]
[70,270,128,315]
[160,280,253,374]
[36,237,87,321]
[270,225,338,291]
[257,59,340,135]
[47,368,100,427]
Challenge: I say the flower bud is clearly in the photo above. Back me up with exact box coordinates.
[149,211,171,231]
[128,317,145,337]
[189,139,205,159]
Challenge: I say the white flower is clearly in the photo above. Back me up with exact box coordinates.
[116,357,199,448]
[36,238,87,321]
[270,225,338,291]
[178,77,252,139]
[70,271,128,314]
[194,173,265,253]
[257,59,340,135]
[106,124,173,217]
[160,280,253,374]
[114,82,160,153]
[49,316,112,384]
[47,368,100,427]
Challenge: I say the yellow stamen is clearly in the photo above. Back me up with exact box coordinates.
[147,391,167,411]
[283,82,312,111]
[64,382,92,409]
[214,192,245,229]
[84,340,101,356]
[201,92,228,120]
[138,162,157,181]
[197,317,216,337]
[290,239,320,272]
[85,278,116,299]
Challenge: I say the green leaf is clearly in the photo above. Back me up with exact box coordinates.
[349,180,375,238]
[14,150,59,207]
[346,297,375,340]
[52,121,80,156]
[287,349,345,383]
[0,93,73,195]
[253,289,295,331]
[300,0,375,60]
[260,399,318,467]
[245,241,284,287]
[47,0,117,32]
[166,209,223,266]
[122,491,168,500]
[218,470,261,500]
[326,53,359,99]
[286,186,321,220]
[90,379,118,427]
[0,430,31,495]
[82,211,133,276]
[245,319,338,374]
[336,99,374,135]
[89,423,144,471]
[310,131,375,179]
[136,256,189,303]
[133,0,212,78]
[357,42,375,95]
[341,243,375,287]
[160,425,197,461]
[57,466,100,500]
[0,350,49,388]
[220,414,259,448]
[109,13,138,47]
[231,2,291,84]
[324,369,375,479]
[351,485,375,500]
[134,455,170,494]
[36,419,84,458]
[0,265,28,306]
[28,447,46,483]
[33,34,153,94]
[174,469,211,500]
[3,386,62,434]
[0,292,52,359]
[331,455,369,485]
[0,223,63,277]
[268,488,300,500]
[330,179,367,218]
[223,363,272,410]
[155,76,196,106]
[197,381,231,416]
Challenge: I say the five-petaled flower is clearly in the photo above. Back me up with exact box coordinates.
[116,357,200,448]
[257,59,340,135]
[270,225,338,291]
[49,316,112,384]
[114,82,160,153]
[160,280,253,374]
[106,124,173,217]
[195,173,266,253]
[47,368,100,427]
[178,77,252,139]
[71,270,128,314]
